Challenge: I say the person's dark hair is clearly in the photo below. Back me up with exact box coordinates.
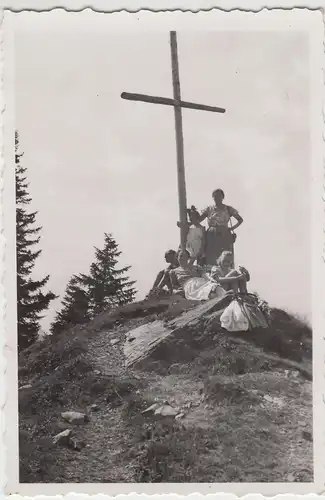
[186,205,200,222]
[212,189,225,199]
[164,249,177,259]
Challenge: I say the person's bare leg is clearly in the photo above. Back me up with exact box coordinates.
[165,273,173,294]
[226,269,248,293]
[239,266,250,282]
[157,271,173,293]
[238,278,248,294]
[225,269,240,292]
[152,270,164,289]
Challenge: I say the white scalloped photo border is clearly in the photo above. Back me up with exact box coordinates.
[0,6,324,498]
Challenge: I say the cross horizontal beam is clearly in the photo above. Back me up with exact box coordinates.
[121,91,226,114]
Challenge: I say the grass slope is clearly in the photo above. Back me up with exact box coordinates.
[18,295,313,483]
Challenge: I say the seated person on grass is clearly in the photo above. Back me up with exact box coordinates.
[210,250,250,294]
[150,249,179,295]
[171,250,226,301]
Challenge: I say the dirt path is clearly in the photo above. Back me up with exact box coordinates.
[56,405,136,482]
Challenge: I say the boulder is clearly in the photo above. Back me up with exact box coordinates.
[90,404,100,412]
[263,394,285,407]
[124,296,228,369]
[53,429,72,445]
[154,404,179,417]
[61,411,89,424]
[142,403,160,414]
[142,402,179,417]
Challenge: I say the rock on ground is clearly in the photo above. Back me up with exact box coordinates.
[53,429,72,445]
[61,411,89,424]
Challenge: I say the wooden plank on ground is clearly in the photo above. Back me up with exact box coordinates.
[124,320,172,368]
[123,295,227,368]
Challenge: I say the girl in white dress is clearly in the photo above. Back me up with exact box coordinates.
[172,251,226,301]
[185,206,205,265]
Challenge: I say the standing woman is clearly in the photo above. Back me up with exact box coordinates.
[200,189,243,266]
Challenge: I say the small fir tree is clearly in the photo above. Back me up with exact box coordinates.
[16,132,57,350]
[78,233,136,317]
[50,275,90,334]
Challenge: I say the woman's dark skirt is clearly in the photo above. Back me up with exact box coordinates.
[205,226,234,266]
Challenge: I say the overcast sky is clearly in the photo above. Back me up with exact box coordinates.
[14,13,310,330]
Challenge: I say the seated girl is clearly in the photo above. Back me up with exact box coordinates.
[210,251,250,294]
[151,249,179,294]
[171,250,226,301]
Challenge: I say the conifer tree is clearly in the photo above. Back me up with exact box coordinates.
[50,275,90,334]
[78,233,136,317]
[16,132,57,350]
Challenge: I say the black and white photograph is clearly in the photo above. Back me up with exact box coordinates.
[2,8,324,495]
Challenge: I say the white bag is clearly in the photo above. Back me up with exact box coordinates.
[220,299,250,332]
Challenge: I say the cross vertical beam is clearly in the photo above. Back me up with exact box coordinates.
[170,31,187,251]
[121,31,226,254]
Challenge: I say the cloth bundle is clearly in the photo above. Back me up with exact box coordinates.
[220,295,269,332]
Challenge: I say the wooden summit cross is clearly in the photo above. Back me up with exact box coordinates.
[121,31,226,251]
